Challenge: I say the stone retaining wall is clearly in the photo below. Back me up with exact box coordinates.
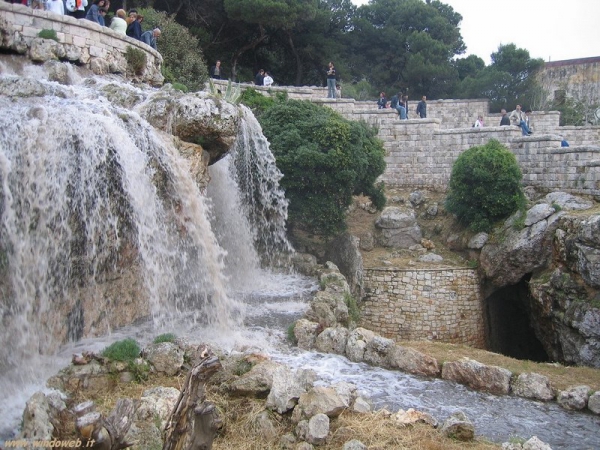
[0,2,163,84]
[361,267,485,347]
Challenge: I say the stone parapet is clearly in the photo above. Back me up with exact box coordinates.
[0,2,163,84]
[361,267,485,347]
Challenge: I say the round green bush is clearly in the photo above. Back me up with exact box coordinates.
[445,139,525,232]
[101,338,141,362]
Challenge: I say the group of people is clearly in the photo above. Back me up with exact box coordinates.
[500,105,533,135]
[377,92,428,119]
[254,69,274,86]
[6,0,161,51]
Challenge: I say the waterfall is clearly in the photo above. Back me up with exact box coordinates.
[0,76,243,375]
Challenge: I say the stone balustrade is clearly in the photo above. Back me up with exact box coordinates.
[0,2,163,84]
[361,267,485,346]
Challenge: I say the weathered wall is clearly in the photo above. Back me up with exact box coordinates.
[0,2,163,84]
[361,267,485,346]
[538,56,600,107]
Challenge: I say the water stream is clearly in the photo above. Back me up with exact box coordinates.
[0,60,598,449]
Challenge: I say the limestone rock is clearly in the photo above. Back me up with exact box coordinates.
[291,253,319,276]
[135,386,180,429]
[441,358,512,395]
[525,203,556,226]
[324,233,364,299]
[387,345,440,377]
[375,206,422,248]
[391,408,438,427]
[144,342,184,376]
[363,335,395,368]
[292,386,348,422]
[480,213,558,287]
[440,411,474,441]
[545,192,593,211]
[556,385,590,410]
[306,413,329,445]
[139,90,240,164]
[314,327,350,355]
[266,365,316,414]
[359,232,375,252]
[409,190,425,206]
[587,391,600,414]
[468,232,488,249]
[19,392,54,441]
[342,439,367,450]
[294,319,321,350]
[511,372,554,401]
[345,327,376,363]
[418,253,443,262]
[230,360,281,397]
[351,396,372,413]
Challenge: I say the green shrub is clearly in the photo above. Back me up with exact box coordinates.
[258,100,386,235]
[445,139,525,232]
[153,333,176,344]
[38,29,58,42]
[233,359,253,376]
[287,322,298,345]
[240,88,276,116]
[171,82,188,93]
[344,293,360,324]
[137,8,208,91]
[101,338,141,362]
[125,46,147,75]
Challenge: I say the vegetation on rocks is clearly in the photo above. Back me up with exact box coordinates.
[445,139,526,232]
[258,99,386,236]
[136,8,209,91]
[101,338,141,362]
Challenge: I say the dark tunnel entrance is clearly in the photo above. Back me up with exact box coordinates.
[484,275,549,362]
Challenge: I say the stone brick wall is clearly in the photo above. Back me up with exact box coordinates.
[0,2,163,84]
[216,64,600,197]
[361,267,485,346]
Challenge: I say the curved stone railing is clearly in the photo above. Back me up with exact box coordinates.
[0,2,163,85]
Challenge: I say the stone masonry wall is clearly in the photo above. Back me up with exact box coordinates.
[362,267,485,346]
[212,67,600,196]
[0,2,163,85]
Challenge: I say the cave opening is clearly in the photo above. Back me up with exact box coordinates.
[484,274,549,362]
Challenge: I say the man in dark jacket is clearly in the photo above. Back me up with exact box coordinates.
[254,69,264,86]
[416,96,427,118]
[500,109,510,126]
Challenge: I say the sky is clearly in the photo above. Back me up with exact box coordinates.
[350,0,600,64]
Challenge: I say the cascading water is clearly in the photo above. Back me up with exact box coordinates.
[0,58,598,449]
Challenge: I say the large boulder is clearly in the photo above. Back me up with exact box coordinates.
[480,209,563,287]
[387,345,440,378]
[324,233,364,299]
[511,372,554,401]
[374,206,422,248]
[441,358,512,395]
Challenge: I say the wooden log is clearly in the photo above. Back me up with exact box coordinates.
[163,345,222,450]
[76,399,136,450]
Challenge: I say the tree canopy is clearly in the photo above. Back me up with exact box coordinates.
[126,0,546,113]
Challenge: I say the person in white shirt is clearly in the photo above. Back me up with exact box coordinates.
[263,72,274,86]
[110,9,128,35]
[46,0,64,15]
[474,115,484,127]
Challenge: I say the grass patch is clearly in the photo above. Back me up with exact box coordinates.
[344,292,360,324]
[153,333,176,344]
[38,29,58,42]
[101,338,141,362]
[286,322,298,345]
[125,46,147,75]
